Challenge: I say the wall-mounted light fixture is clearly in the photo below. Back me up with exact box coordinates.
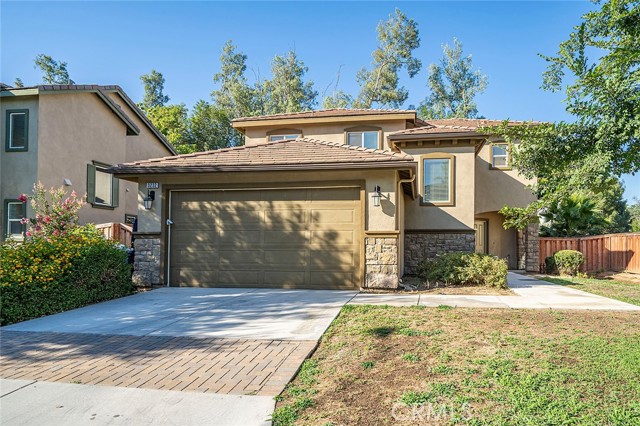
[373,185,382,207]
[143,190,155,210]
[63,178,72,186]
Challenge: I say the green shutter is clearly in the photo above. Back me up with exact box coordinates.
[87,164,96,203]
[112,177,119,207]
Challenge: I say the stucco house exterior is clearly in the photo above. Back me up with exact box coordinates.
[0,84,176,241]
[110,109,539,289]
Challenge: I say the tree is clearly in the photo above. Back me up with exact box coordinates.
[354,9,422,108]
[13,78,24,88]
[34,54,74,84]
[540,193,608,237]
[322,90,354,109]
[145,104,190,148]
[629,199,640,231]
[417,38,488,119]
[139,70,169,112]
[488,0,640,230]
[187,100,241,152]
[263,50,317,113]
[211,40,255,118]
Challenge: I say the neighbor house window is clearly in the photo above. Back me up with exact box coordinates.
[422,157,453,204]
[346,131,379,149]
[87,162,119,208]
[5,109,29,152]
[5,200,25,239]
[269,134,299,142]
[492,143,509,168]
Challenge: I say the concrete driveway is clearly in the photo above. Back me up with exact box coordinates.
[0,288,357,426]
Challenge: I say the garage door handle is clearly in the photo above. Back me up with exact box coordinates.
[166,219,174,226]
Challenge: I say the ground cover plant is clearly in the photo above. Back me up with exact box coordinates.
[275,305,640,425]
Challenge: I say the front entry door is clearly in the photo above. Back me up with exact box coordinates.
[474,220,487,254]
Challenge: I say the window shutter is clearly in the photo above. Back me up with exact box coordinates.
[86,164,96,203]
[112,177,119,208]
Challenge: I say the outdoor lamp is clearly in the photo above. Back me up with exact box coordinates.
[143,190,155,210]
[373,185,382,207]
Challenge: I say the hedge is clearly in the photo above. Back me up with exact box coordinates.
[417,252,508,289]
[553,250,585,276]
[0,227,134,326]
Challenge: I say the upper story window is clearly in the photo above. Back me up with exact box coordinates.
[346,130,380,149]
[422,155,454,205]
[5,109,29,152]
[266,128,302,143]
[5,200,25,240]
[491,143,509,168]
[269,134,300,142]
[87,162,119,208]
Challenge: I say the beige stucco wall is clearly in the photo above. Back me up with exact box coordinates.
[0,95,39,238]
[242,119,408,149]
[475,142,536,214]
[131,168,400,235]
[403,145,476,231]
[475,211,517,268]
[37,92,132,225]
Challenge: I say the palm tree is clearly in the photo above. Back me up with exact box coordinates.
[540,193,608,237]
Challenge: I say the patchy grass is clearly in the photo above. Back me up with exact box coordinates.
[275,305,640,425]
[542,275,640,306]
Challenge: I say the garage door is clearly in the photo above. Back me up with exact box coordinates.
[168,187,362,289]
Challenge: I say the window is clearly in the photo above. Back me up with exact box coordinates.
[422,157,453,204]
[269,134,299,142]
[5,109,29,152]
[347,131,379,149]
[5,200,25,239]
[491,143,509,168]
[87,162,119,208]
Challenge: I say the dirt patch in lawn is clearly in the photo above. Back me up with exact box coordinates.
[362,276,513,295]
[274,306,640,425]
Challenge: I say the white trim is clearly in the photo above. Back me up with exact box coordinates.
[166,190,172,287]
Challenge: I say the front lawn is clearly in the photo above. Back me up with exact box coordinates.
[274,305,640,425]
[541,275,640,307]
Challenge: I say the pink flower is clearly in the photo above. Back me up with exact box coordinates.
[18,194,28,203]
[26,231,32,237]
[53,229,60,236]
[44,216,51,223]
[71,191,78,198]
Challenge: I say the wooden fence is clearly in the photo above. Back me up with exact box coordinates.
[539,233,640,273]
[95,222,133,247]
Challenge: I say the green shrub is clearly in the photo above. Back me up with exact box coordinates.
[553,250,584,276]
[545,256,557,274]
[0,226,133,325]
[417,252,508,289]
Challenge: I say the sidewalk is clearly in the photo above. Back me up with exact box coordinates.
[349,272,640,311]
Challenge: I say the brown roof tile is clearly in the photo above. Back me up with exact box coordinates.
[110,138,416,174]
[389,118,542,139]
[232,108,416,123]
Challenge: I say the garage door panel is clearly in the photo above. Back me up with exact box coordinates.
[170,187,361,289]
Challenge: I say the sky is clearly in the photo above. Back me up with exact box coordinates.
[2,1,638,201]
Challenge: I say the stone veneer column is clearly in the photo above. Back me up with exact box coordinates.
[517,223,540,272]
[365,236,399,289]
[404,231,475,275]
[132,234,162,287]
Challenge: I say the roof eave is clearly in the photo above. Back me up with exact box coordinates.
[231,113,417,128]
[389,131,485,141]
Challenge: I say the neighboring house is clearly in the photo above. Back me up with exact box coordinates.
[110,109,539,289]
[0,84,176,241]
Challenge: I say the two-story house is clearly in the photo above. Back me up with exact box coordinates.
[0,84,176,240]
[110,109,539,289]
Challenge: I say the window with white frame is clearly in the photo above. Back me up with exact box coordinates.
[492,143,509,168]
[6,109,29,151]
[346,131,379,149]
[269,134,300,142]
[87,163,119,208]
[5,200,25,239]
[423,157,452,203]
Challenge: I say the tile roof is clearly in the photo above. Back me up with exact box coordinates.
[1,84,176,155]
[232,108,416,123]
[110,137,416,174]
[389,118,542,138]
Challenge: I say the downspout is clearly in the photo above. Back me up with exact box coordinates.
[397,171,416,280]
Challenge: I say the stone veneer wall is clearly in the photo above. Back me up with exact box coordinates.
[404,232,475,275]
[517,223,540,272]
[365,236,399,289]
[132,235,162,287]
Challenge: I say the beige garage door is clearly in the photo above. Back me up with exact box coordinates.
[168,187,362,289]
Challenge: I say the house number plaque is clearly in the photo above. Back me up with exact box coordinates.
[146,182,159,189]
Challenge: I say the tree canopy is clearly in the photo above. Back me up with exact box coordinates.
[139,70,169,112]
[34,54,74,84]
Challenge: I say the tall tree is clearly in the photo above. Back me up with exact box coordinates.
[211,40,255,118]
[13,78,24,88]
[187,100,241,151]
[488,0,640,230]
[34,54,74,84]
[322,90,354,109]
[418,38,488,119]
[355,9,421,108]
[629,199,640,232]
[263,50,317,113]
[139,70,169,112]
[145,104,190,149]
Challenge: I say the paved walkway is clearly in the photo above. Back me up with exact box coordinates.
[349,272,640,311]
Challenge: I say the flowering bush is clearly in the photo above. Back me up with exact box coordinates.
[0,225,133,325]
[19,182,85,238]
